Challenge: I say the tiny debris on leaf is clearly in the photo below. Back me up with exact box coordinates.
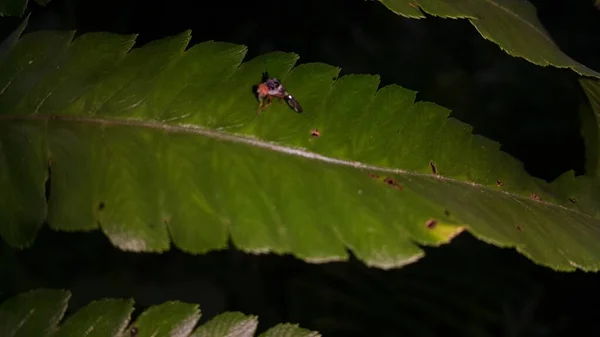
[429,161,437,174]
[425,219,438,229]
[384,177,403,190]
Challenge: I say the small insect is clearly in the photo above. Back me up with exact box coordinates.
[256,72,303,114]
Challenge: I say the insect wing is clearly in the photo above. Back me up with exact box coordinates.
[261,72,270,82]
[284,94,303,113]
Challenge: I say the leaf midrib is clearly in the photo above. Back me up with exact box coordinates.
[0,113,584,219]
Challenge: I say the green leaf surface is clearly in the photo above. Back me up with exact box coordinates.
[259,324,320,337]
[127,301,200,337]
[580,78,600,177]
[0,289,70,337]
[377,0,600,78]
[0,290,319,337]
[191,312,258,337]
[1,29,600,271]
[54,299,133,337]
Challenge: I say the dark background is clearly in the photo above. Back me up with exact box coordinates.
[1,0,600,336]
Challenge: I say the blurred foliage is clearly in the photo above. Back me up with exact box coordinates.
[0,0,26,17]
[579,78,600,176]
[3,228,600,337]
[378,0,600,78]
[0,289,321,337]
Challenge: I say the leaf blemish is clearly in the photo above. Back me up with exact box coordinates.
[98,202,105,211]
[384,177,403,190]
[425,219,437,229]
[310,129,321,137]
[369,173,379,179]
[444,209,450,216]
[568,198,576,204]
[429,161,437,175]
[516,224,523,232]
[531,193,542,201]
[496,179,504,187]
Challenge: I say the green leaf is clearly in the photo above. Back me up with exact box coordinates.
[191,312,258,337]
[259,324,320,337]
[54,299,134,337]
[126,301,200,337]
[0,289,70,337]
[376,0,600,79]
[0,290,320,337]
[1,29,600,271]
[580,78,600,177]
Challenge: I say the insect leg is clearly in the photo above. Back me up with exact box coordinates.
[257,95,273,115]
[256,99,264,114]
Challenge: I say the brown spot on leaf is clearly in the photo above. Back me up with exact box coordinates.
[531,194,542,201]
[444,209,450,217]
[496,180,504,187]
[310,129,321,137]
[516,224,523,232]
[429,161,437,174]
[568,198,576,204]
[368,173,379,179]
[425,218,437,229]
[98,202,105,211]
[408,2,418,8]
[384,177,403,190]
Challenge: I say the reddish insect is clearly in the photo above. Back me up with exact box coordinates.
[256,72,303,114]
